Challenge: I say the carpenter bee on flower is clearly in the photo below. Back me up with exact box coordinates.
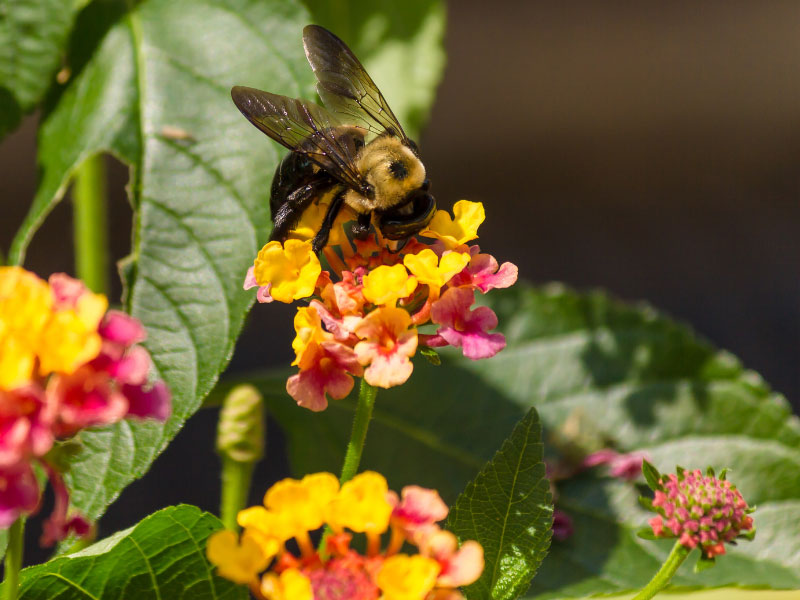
[231,24,436,253]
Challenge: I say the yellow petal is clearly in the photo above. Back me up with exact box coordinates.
[206,529,270,585]
[361,264,417,306]
[261,568,313,600]
[422,200,485,249]
[377,554,441,600]
[326,471,392,535]
[253,240,321,303]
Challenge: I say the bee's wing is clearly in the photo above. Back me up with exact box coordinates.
[303,25,411,146]
[231,85,370,194]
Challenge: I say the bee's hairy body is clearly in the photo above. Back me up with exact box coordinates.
[232,25,437,253]
[270,132,431,249]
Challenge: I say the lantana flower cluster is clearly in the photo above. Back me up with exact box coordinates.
[207,471,483,600]
[0,267,170,543]
[245,200,518,411]
[644,464,755,558]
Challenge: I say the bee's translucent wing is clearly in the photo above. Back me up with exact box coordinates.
[231,85,370,195]
[303,25,412,147]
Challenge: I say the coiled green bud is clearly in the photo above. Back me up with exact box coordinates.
[216,384,264,464]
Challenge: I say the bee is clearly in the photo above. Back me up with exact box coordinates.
[231,25,436,253]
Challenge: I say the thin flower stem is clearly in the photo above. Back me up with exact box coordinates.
[339,378,377,484]
[3,518,24,600]
[631,541,691,600]
[220,458,255,531]
[72,154,109,295]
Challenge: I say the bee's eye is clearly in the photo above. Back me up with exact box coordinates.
[388,160,409,180]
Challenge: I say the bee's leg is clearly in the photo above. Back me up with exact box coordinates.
[350,213,371,240]
[270,183,321,243]
[311,190,346,253]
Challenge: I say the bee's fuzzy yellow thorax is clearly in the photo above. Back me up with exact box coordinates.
[352,137,426,212]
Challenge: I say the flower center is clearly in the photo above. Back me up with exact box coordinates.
[305,558,379,600]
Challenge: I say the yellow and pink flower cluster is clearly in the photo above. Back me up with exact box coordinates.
[244,200,517,411]
[207,471,483,600]
[0,267,170,543]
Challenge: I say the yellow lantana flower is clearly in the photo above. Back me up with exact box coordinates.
[377,554,441,600]
[37,292,107,376]
[0,267,53,389]
[290,306,328,366]
[265,472,340,534]
[326,471,392,535]
[253,240,321,303]
[261,568,313,600]
[206,529,272,585]
[361,264,417,307]
[403,249,470,295]
[422,200,485,249]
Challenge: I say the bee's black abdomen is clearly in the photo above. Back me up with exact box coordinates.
[270,152,317,217]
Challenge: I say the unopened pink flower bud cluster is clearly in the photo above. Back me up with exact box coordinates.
[648,468,754,558]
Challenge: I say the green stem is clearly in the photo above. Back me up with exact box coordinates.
[72,154,109,294]
[3,518,24,600]
[220,458,255,531]
[338,378,377,484]
[631,541,691,600]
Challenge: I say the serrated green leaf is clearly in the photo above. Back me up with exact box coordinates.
[9,0,314,528]
[642,459,662,491]
[234,282,800,595]
[303,0,446,138]
[12,505,245,599]
[447,408,552,600]
[0,0,87,140]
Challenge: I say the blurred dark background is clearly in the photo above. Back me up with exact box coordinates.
[1,1,797,562]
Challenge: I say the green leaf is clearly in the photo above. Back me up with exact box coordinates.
[303,0,446,138]
[13,505,245,600]
[10,0,315,527]
[238,282,800,595]
[0,0,89,139]
[641,459,662,491]
[447,408,553,600]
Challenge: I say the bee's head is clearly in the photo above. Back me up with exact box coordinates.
[377,180,436,240]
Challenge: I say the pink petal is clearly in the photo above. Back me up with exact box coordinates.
[392,486,449,534]
[363,352,413,388]
[465,305,499,332]
[106,345,151,385]
[48,273,87,309]
[287,370,328,412]
[99,311,146,345]
[553,509,574,541]
[480,261,518,292]
[430,288,475,328]
[243,266,258,290]
[0,463,40,528]
[122,381,171,421]
[437,540,484,587]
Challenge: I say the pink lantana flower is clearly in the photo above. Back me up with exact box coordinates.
[583,448,648,481]
[287,340,363,412]
[389,485,449,542]
[0,385,53,467]
[420,529,484,588]
[353,307,418,388]
[449,252,518,293]
[429,287,506,360]
[0,463,40,528]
